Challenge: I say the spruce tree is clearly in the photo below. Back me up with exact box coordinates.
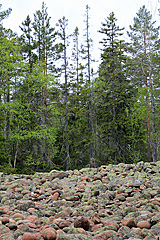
[56,16,71,170]
[19,15,37,71]
[97,12,135,164]
[127,5,159,162]
[31,2,57,166]
[81,5,96,167]
[32,1,56,73]
[0,4,12,33]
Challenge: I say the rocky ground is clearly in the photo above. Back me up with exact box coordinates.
[0,161,160,240]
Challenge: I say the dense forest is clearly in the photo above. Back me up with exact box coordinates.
[0,2,160,174]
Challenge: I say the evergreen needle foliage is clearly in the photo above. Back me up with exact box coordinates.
[0,3,160,173]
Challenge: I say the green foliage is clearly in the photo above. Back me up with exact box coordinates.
[96,12,135,164]
[0,3,160,173]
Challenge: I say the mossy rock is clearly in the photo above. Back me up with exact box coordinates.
[41,217,51,224]
[1,197,9,204]
[151,222,160,229]
[44,210,55,217]
[141,192,151,199]
[95,229,117,238]
[141,228,153,238]
[0,235,15,240]
[56,234,93,240]
[123,206,137,216]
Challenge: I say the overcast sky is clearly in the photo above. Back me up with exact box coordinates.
[1,0,159,66]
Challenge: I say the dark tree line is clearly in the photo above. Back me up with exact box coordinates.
[0,2,160,173]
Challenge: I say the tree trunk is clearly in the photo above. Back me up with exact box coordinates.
[85,5,94,167]
[64,30,70,170]
[144,32,151,162]
[148,52,158,162]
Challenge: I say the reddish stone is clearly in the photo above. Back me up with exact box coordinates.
[56,229,65,235]
[91,213,101,224]
[137,220,151,229]
[103,220,119,230]
[13,213,25,219]
[75,228,88,235]
[91,224,102,232]
[52,189,62,195]
[58,220,71,229]
[74,216,90,231]
[53,218,62,225]
[93,230,116,239]
[1,206,10,213]
[93,176,101,181]
[49,172,69,181]
[140,185,146,190]
[122,218,136,228]
[77,185,85,192]
[154,197,160,202]
[63,207,72,215]
[140,211,153,216]
[6,222,17,230]
[102,178,108,183]
[8,219,16,224]
[2,216,9,224]
[145,180,151,184]
[22,232,38,240]
[52,192,59,201]
[55,210,69,218]
[32,232,42,239]
[7,210,13,215]
[42,228,57,240]
[27,208,37,213]
[49,216,55,221]
[25,222,37,228]
[39,178,46,183]
[80,176,91,182]
[65,195,79,201]
[26,215,38,223]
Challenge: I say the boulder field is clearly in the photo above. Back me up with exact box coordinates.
[0,161,160,239]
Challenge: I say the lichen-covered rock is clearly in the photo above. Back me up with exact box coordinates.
[0,162,160,239]
[56,234,93,240]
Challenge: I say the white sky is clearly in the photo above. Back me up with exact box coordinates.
[1,0,160,67]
